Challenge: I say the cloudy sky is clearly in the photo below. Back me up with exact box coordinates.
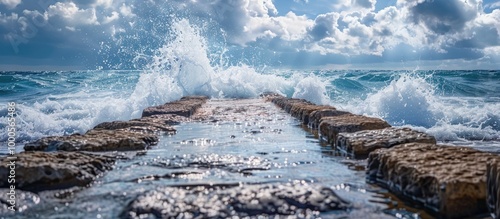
[0,0,499,70]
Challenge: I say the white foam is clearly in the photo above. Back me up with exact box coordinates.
[340,72,500,142]
[0,19,331,143]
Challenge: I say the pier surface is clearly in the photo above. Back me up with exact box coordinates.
[1,96,499,218]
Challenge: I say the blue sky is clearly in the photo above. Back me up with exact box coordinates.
[0,0,499,70]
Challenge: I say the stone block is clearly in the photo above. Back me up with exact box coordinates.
[337,127,436,158]
[367,143,497,218]
[0,151,115,191]
[141,96,208,117]
[319,114,390,145]
[24,129,158,152]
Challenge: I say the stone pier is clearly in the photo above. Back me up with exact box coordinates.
[267,95,500,218]
[2,95,499,218]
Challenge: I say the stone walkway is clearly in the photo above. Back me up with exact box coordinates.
[1,95,500,218]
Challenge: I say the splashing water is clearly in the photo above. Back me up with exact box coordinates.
[339,72,500,143]
[362,73,437,127]
[0,19,330,143]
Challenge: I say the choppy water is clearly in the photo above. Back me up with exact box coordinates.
[1,18,498,219]
[1,19,499,151]
[1,69,499,152]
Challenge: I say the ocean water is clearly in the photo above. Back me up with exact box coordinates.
[1,19,499,219]
[0,19,499,152]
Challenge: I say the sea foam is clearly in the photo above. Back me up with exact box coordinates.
[0,19,329,144]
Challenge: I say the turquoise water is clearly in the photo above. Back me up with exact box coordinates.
[1,70,499,153]
[1,13,498,219]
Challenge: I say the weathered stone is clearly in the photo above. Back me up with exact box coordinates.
[0,151,115,191]
[319,114,391,145]
[268,96,339,125]
[24,129,158,152]
[122,183,351,218]
[0,189,40,213]
[337,127,436,158]
[141,96,208,117]
[487,160,500,218]
[290,104,337,125]
[269,96,312,113]
[308,109,352,129]
[135,114,190,125]
[93,120,176,134]
[367,143,497,219]
[193,98,282,122]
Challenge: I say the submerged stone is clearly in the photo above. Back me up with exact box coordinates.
[24,129,158,152]
[337,127,436,158]
[142,96,208,117]
[319,114,391,145]
[122,183,351,218]
[367,143,497,219]
[0,151,115,191]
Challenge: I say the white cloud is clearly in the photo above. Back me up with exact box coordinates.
[93,0,113,8]
[333,0,376,12]
[485,1,500,9]
[119,4,135,18]
[0,0,21,10]
[103,11,119,24]
[0,11,18,26]
[47,2,99,25]
[1,0,499,69]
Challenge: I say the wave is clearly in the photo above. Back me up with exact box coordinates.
[337,72,500,142]
[0,19,329,143]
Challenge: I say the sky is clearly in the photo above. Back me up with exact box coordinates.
[0,0,499,70]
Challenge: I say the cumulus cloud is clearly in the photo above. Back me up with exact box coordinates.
[0,0,21,9]
[399,0,481,34]
[47,2,99,25]
[0,0,499,69]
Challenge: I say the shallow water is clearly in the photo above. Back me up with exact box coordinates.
[7,106,426,218]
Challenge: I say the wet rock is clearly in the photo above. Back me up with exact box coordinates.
[122,183,351,218]
[0,189,40,214]
[291,105,337,125]
[487,160,500,218]
[308,109,352,129]
[269,96,312,113]
[367,143,497,219]
[141,96,208,117]
[0,151,115,191]
[193,98,281,122]
[337,127,436,158]
[136,114,190,125]
[93,120,176,134]
[24,129,158,152]
[269,96,339,125]
[319,114,391,145]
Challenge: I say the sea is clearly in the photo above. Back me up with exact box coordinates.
[0,19,499,218]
